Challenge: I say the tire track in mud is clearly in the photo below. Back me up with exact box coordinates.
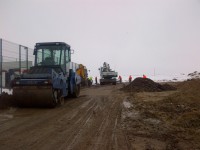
[120,96,180,149]
[33,95,110,150]
[91,97,120,150]
[25,97,97,150]
[0,97,90,150]
[0,85,131,150]
[30,94,111,150]
[54,89,130,150]
[85,93,130,150]
[0,97,83,133]
[58,98,98,150]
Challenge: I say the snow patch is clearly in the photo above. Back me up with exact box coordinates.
[144,118,161,125]
[120,71,200,83]
[2,89,13,95]
[123,101,132,108]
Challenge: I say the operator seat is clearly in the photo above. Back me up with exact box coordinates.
[43,57,55,65]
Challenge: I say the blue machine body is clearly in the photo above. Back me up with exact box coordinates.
[12,42,81,107]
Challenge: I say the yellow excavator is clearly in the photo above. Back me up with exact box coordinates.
[76,64,88,87]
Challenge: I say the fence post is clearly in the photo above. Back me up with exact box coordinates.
[25,47,29,70]
[19,45,21,75]
[26,47,28,70]
[0,39,2,95]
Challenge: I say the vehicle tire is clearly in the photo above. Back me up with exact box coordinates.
[58,96,65,106]
[54,89,65,106]
[51,89,60,107]
[72,84,80,98]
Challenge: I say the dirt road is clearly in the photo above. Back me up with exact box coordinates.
[0,85,130,150]
[0,83,199,150]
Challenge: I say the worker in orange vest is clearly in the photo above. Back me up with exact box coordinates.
[129,75,132,83]
[143,74,147,78]
[118,75,122,83]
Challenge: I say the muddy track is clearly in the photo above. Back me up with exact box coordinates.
[0,85,130,150]
[1,83,198,149]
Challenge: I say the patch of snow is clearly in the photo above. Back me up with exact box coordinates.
[120,72,199,83]
[188,71,200,79]
[123,101,133,108]
[2,89,13,95]
[121,110,140,120]
[144,118,161,125]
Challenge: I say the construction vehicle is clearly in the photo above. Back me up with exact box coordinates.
[12,42,81,107]
[99,62,118,85]
[76,64,88,87]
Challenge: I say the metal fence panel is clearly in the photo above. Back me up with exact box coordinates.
[28,48,34,68]
[0,39,34,94]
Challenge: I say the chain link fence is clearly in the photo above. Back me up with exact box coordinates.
[0,39,34,95]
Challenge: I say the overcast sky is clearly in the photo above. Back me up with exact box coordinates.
[0,0,200,77]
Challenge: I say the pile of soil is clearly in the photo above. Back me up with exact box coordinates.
[124,79,200,148]
[122,77,176,92]
[152,79,200,129]
[0,92,14,109]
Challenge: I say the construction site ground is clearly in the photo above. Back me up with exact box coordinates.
[0,79,200,150]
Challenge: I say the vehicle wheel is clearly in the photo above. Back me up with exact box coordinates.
[58,96,65,106]
[51,89,61,107]
[72,84,80,98]
[54,89,65,106]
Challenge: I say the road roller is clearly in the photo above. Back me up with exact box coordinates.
[12,42,81,107]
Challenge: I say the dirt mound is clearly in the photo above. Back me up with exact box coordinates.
[171,79,200,107]
[178,78,200,92]
[125,79,200,149]
[122,77,176,92]
[0,92,15,109]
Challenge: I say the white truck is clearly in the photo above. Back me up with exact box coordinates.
[99,62,118,85]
